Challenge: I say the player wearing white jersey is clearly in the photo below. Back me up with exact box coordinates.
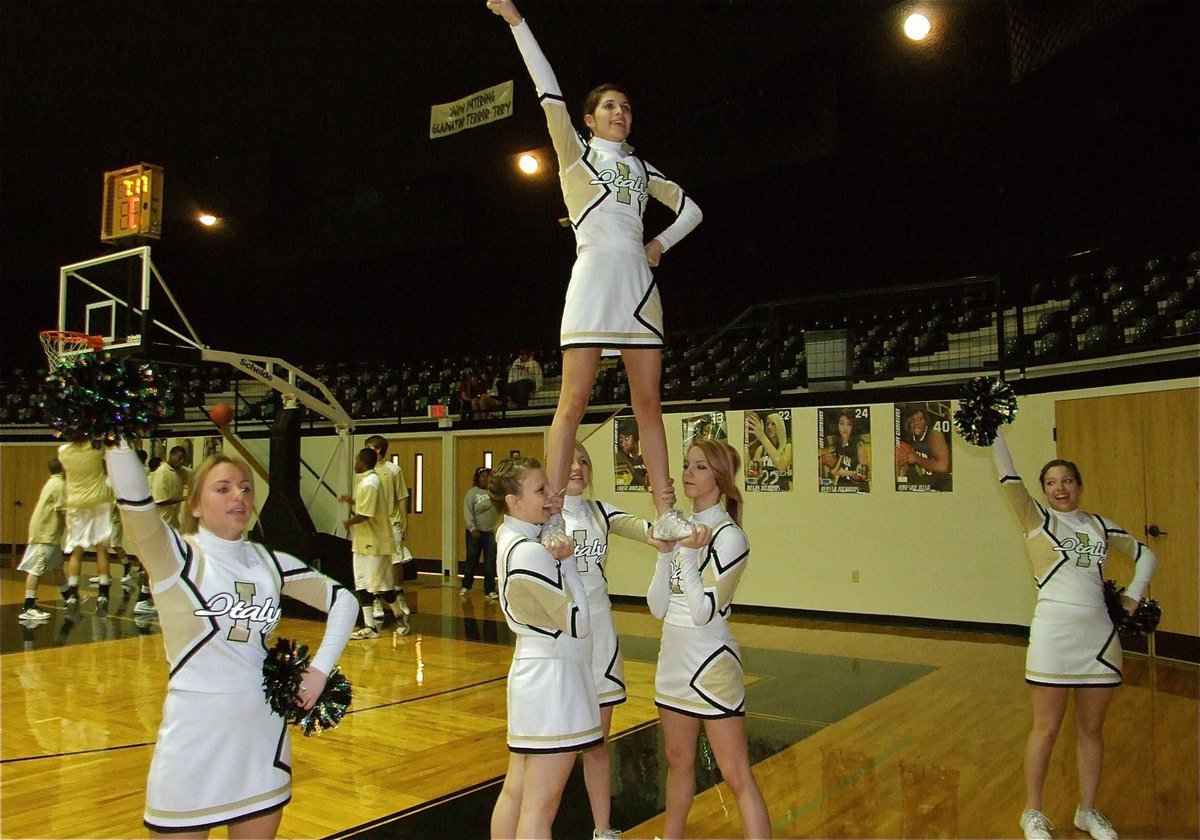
[992,430,1155,840]
[646,439,771,839]
[488,0,702,558]
[106,442,356,837]
[488,457,598,840]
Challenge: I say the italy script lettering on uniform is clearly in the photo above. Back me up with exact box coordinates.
[589,167,646,195]
[1059,534,1107,565]
[195,591,284,624]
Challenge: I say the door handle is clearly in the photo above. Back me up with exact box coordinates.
[1146,524,1167,537]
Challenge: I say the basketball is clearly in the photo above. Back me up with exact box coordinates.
[209,402,233,426]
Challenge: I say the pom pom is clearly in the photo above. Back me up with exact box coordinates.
[40,353,163,447]
[262,637,353,737]
[1103,579,1162,636]
[953,376,1017,446]
[297,669,352,736]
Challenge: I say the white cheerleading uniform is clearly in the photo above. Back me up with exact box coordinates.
[993,433,1157,687]
[498,515,601,754]
[509,20,702,355]
[105,445,357,833]
[648,504,750,718]
[563,494,650,707]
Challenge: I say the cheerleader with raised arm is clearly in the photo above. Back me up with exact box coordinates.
[105,441,357,838]
[490,457,597,840]
[992,430,1157,840]
[487,0,703,549]
[647,439,770,839]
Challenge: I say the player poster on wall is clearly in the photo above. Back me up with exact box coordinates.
[614,416,649,492]
[894,402,953,492]
[818,406,872,493]
[682,411,727,454]
[744,409,794,492]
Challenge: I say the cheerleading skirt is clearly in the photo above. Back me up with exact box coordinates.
[655,620,745,718]
[1025,599,1122,687]
[144,688,291,832]
[507,636,602,754]
[561,246,664,356]
[562,604,628,708]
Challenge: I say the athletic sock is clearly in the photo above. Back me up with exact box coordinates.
[360,606,377,629]
[24,595,36,610]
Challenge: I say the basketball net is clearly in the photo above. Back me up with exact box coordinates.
[39,330,104,370]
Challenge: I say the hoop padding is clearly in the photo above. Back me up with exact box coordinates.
[40,330,105,369]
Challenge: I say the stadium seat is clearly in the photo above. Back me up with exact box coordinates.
[1033,330,1067,361]
[1072,304,1104,332]
[1036,310,1070,337]
[1114,297,1153,329]
[1126,316,1162,349]
[1079,323,1117,355]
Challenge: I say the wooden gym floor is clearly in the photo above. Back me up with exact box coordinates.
[1,568,1196,839]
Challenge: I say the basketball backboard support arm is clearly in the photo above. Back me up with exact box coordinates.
[200,349,355,431]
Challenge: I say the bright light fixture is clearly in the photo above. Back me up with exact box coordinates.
[199,214,218,226]
[518,154,539,175]
[904,13,931,41]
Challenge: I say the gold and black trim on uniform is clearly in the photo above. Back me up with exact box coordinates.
[169,534,220,679]
[502,538,569,639]
[700,523,749,621]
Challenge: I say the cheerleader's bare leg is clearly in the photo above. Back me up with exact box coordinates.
[1073,686,1115,809]
[703,715,772,838]
[547,348,602,498]
[1025,685,1069,810]
[492,752,525,840]
[658,707,701,839]
[227,807,283,840]
[621,348,671,518]
[582,705,615,833]
[515,752,577,839]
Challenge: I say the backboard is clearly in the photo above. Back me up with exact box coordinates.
[57,245,203,364]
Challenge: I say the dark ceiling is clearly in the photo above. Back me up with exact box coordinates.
[2,0,1196,371]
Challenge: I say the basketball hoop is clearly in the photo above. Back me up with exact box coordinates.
[39,330,105,369]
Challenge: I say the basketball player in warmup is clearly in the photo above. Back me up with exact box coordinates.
[991,430,1157,840]
[58,435,115,610]
[104,440,357,837]
[487,0,703,548]
[344,448,409,639]
[647,439,770,839]
[365,435,413,619]
[489,457,597,840]
[562,440,664,839]
[17,458,67,621]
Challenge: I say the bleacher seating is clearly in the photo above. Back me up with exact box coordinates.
[3,244,1196,430]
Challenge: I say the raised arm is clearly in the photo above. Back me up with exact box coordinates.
[105,441,183,584]
[490,1,587,175]
[992,429,1045,530]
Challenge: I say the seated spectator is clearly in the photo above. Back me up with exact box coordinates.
[507,349,543,409]
[474,369,504,420]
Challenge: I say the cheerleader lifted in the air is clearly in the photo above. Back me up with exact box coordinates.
[487,0,703,547]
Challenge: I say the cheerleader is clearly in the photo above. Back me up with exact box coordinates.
[563,441,660,839]
[489,457,598,840]
[992,430,1156,840]
[647,439,770,839]
[105,441,357,838]
[487,0,703,546]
